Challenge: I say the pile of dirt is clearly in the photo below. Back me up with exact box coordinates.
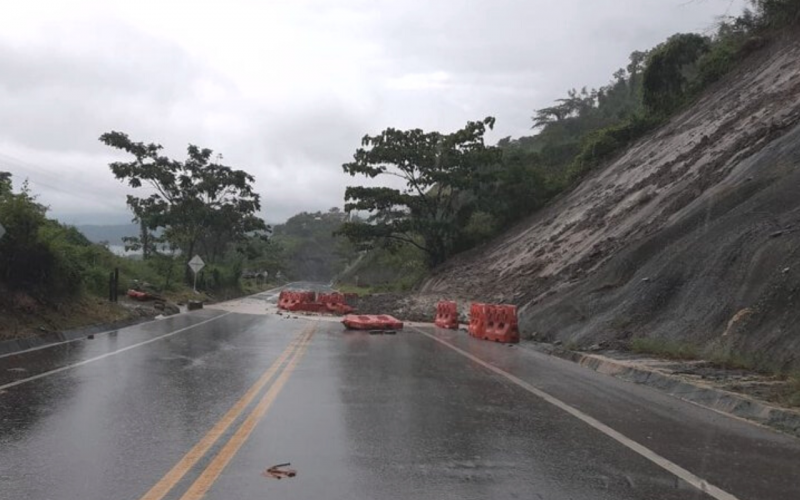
[420,34,800,369]
[352,293,444,323]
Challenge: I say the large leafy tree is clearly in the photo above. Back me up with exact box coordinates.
[338,117,501,267]
[99,132,267,272]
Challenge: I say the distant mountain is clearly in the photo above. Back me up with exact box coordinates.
[75,223,138,245]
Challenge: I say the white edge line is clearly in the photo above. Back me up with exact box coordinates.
[412,326,741,500]
[0,284,292,361]
[0,316,165,360]
[0,312,233,392]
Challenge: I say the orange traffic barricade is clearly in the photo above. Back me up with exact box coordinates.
[434,301,458,329]
[468,303,487,338]
[469,303,519,344]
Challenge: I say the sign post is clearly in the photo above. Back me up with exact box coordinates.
[188,255,205,293]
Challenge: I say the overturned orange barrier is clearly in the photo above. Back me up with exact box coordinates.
[469,303,519,344]
[434,300,458,329]
[342,314,403,330]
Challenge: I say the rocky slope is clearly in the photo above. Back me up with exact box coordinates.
[422,35,800,369]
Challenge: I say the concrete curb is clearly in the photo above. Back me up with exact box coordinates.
[530,343,800,439]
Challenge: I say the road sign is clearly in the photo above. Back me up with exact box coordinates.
[188,255,205,274]
[0,223,4,240]
[188,255,205,293]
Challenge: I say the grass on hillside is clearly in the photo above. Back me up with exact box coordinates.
[630,337,702,360]
[0,294,132,341]
[334,283,373,296]
[629,337,800,408]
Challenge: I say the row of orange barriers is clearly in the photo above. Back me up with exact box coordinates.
[278,290,354,315]
[434,300,519,344]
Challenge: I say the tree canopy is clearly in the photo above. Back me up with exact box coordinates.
[99,131,268,271]
[338,118,502,267]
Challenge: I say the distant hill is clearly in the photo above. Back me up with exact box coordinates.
[75,223,138,245]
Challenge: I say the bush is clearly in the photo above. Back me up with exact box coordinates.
[0,185,87,297]
[568,114,663,180]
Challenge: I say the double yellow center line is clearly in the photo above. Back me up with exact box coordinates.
[139,322,317,500]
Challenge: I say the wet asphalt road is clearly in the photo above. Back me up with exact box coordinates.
[1,289,799,500]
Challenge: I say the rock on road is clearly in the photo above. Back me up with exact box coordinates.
[0,287,798,500]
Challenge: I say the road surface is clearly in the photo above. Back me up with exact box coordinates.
[1,287,798,500]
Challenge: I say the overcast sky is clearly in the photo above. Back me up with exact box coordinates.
[0,0,746,225]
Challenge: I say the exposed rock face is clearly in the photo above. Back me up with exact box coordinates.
[422,37,800,368]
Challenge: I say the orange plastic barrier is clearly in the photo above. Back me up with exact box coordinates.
[127,289,149,301]
[279,290,353,314]
[469,303,519,343]
[342,315,404,330]
[317,292,354,314]
[434,300,458,329]
[468,303,487,338]
[278,290,316,311]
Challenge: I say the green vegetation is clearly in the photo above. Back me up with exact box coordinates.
[338,117,502,267]
[630,338,702,360]
[99,131,267,265]
[335,244,428,293]
[270,208,354,281]
[629,336,800,407]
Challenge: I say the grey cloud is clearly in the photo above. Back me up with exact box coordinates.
[0,0,746,225]
[0,21,224,154]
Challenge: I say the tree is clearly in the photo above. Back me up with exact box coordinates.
[751,0,800,27]
[0,171,11,195]
[338,117,502,267]
[642,33,711,115]
[99,131,267,278]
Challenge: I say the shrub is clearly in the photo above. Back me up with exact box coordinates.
[568,114,663,180]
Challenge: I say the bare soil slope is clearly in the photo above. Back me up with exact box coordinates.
[422,36,800,368]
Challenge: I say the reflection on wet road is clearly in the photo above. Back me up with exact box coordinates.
[1,290,798,500]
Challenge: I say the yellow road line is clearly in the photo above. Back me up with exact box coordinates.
[178,323,317,500]
[138,324,314,500]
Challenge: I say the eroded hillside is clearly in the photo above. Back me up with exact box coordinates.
[422,35,800,367]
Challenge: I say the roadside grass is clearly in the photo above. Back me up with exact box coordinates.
[0,294,130,341]
[785,375,800,408]
[629,337,800,408]
[630,337,701,360]
[334,283,374,296]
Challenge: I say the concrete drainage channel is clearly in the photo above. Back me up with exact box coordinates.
[528,343,800,439]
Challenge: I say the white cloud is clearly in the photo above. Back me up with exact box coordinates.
[0,0,748,224]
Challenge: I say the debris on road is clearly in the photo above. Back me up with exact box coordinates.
[263,463,297,480]
[342,314,404,331]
